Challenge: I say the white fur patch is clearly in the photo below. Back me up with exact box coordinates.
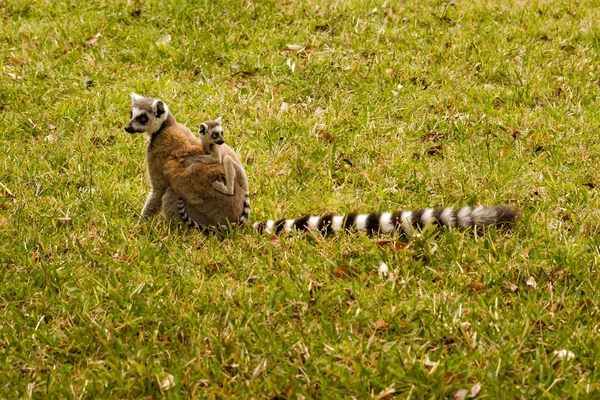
[356,214,368,231]
[265,220,275,234]
[470,206,487,225]
[457,207,472,228]
[401,211,413,236]
[421,208,434,226]
[308,216,320,231]
[380,213,394,232]
[440,208,454,227]
[284,219,294,233]
[332,216,344,231]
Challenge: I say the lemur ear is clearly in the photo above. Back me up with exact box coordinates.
[130,92,144,104]
[199,123,208,135]
[215,116,222,125]
[155,101,165,117]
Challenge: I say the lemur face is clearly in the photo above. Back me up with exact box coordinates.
[124,92,168,136]
[198,117,225,145]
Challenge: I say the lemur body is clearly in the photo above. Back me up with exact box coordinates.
[183,117,249,200]
[124,93,249,226]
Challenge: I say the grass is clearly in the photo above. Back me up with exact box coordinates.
[2,0,600,397]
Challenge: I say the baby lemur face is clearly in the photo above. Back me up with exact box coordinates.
[124,92,169,136]
[198,117,224,145]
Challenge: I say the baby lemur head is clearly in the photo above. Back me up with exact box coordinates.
[198,117,225,145]
[124,92,170,137]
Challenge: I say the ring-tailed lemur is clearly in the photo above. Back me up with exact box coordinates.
[125,93,250,226]
[126,94,518,235]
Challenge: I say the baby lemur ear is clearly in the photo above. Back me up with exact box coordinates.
[215,116,222,125]
[155,101,166,117]
[199,123,208,135]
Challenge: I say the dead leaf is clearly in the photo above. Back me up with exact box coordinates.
[84,33,102,47]
[54,217,72,226]
[503,281,518,293]
[385,68,394,76]
[0,218,8,230]
[377,262,389,277]
[375,386,396,400]
[427,144,443,156]
[374,239,406,251]
[156,371,175,391]
[373,320,391,330]
[553,349,575,361]
[332,264,358,279]
[285,44,304,52]
[303,44,315,53]
[156,34,172,46]
[526,276,537,289]
[454,389,468,400]
[47,125,56,131]
[470,382,482,398]
[467,281,486,291]
[206,263,223,272]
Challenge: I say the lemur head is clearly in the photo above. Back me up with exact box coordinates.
[124,92,170,137]
[198,117,225,145]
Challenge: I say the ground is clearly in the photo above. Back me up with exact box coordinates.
[1,0,600,398]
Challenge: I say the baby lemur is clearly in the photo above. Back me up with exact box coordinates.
[124,93,249,226]
[183,117,249,199]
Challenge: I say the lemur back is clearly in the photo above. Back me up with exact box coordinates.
[124,93,249,226]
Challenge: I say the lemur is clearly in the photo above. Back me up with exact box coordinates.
[126,94,518,235]
[182,117,250,201]
[124,93,249,227]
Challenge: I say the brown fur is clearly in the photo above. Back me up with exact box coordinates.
[127,95,247,226]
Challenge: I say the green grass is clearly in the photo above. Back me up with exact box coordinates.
[2,0,600,397]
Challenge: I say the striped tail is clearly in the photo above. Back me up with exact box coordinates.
[239,192,251,224]
[251,205,518,235]
[177,198,202,230]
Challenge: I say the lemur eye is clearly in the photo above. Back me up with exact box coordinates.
[137,115,148,123]
[211,133,218,139]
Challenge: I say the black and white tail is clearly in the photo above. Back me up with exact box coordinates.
[252,205,518,235]
[239,192,251,223]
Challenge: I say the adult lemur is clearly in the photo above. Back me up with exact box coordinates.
[125,94,518,235]
[124,93,249,227]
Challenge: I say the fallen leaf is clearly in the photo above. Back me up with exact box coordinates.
[503,281,518,292]
[467,281,486,291]
[303,44,315,53]
[526,276,537,289]
[0,218,8,229]
[375,386,396,400]
[374,239,406,251]
[373,320,391,330]
[285,44,304,52]
[459,322,471,331]
[332,264,358,279]
[156,34,172,46]
[553,349,575,361]
[156,371,175,391]
[47,124,56,131]
[470,382,482,398]
[84,33,101,47]
[54,217,72,226]
[385,68,394,76]
[454,389,468,400]
[206,263,223,272]
[377,262,389,277]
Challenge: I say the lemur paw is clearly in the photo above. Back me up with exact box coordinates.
[212,180,234,196]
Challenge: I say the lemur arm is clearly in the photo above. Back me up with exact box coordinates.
[182,153,221,167]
